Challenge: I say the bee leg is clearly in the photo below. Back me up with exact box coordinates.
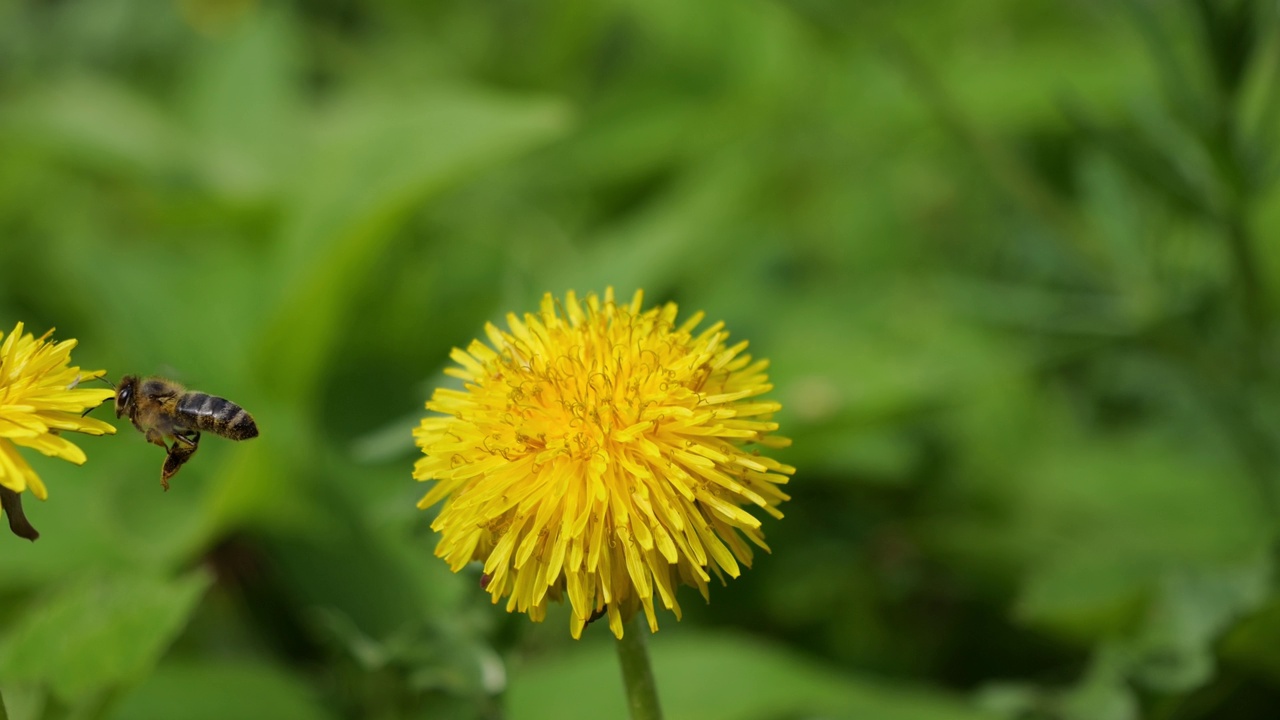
[161,431,201,492]
[144,427,167,449]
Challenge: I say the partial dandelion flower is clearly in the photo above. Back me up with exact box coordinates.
[0,322,117,540]
[414,289,794,638]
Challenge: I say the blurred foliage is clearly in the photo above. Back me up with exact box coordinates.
[1,0,1279,719]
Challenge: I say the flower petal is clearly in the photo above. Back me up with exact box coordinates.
[0,322,115,511]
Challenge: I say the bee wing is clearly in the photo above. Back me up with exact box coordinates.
[141,378,181,401]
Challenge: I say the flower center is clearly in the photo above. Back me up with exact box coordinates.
[480,311,710,468]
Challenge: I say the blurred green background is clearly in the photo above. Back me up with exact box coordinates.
[1,1,1279,718]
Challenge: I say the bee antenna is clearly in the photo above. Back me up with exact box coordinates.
[82,375,116,417]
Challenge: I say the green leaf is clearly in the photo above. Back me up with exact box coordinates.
[1064,102,1220,220]
[1014,431,1269,635]
[761,282,1023,477]
[0,570,211,704]
[1221,586,1280,683]
[255,86,571,404]
[0,75,183,177]
[1126,555,1271,692]
[108,660,334,720]
[546,153,756,297]
[508,631,1001,720]
[1016,550,1152,639]
[180,7,303,200]
[0,442,211,592]
[978,647,1139,720]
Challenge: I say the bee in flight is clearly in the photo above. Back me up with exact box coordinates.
[113,375,259,490]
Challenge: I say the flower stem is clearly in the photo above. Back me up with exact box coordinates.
[0,687,9,720]
[615,615,664,720]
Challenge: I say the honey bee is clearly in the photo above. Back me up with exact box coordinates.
[114,375,259,490]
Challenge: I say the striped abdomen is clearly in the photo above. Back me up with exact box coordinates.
[176,392,259,440]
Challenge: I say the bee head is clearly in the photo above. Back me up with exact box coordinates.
[114,375,139,419]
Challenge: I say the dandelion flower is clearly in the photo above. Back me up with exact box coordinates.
[414,289,794,638]
[0,322,116,539]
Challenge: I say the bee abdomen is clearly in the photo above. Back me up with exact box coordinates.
[177,392,259,440]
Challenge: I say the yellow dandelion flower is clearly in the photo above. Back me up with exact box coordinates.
[414,289,794,638]
[0,322,116,506]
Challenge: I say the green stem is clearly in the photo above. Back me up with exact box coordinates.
[615,615,664,720]
[0,687,10,720]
